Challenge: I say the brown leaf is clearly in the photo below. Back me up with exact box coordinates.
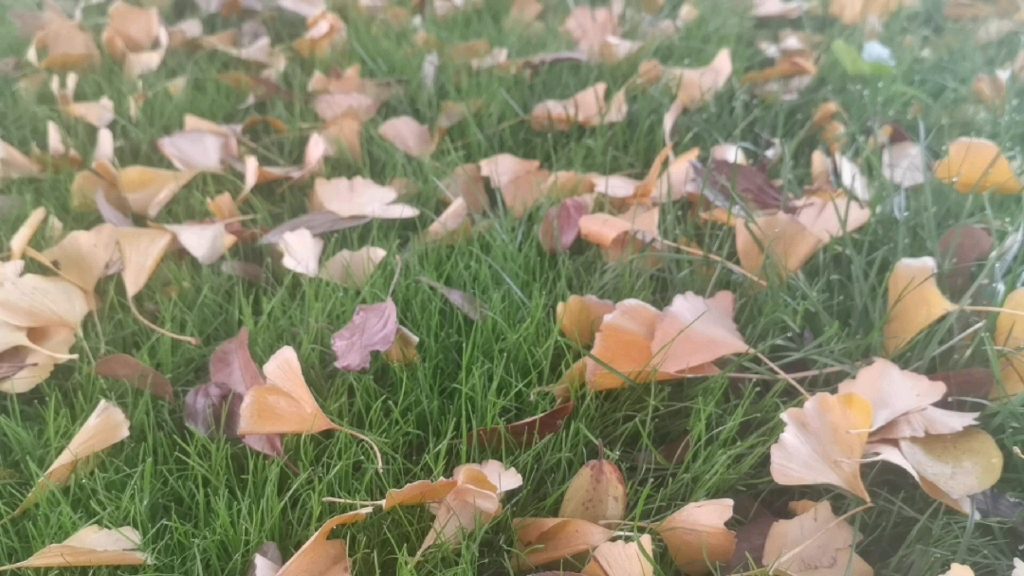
[470,402,574,447]
[937,225,992,299]
[656,499,736,575]
[17,400,130,513]
[331,299,399,371]
[556,294,614,349]
[539,196,593,254]
[927,368,994,409]
[442,164,490,214]
[0,525,147,570]
[513,518,615,569]
[725,515,775,572]
[479,153,551,218]
[95,354,173,400]
[237,346,340,435]
[769,392,872,501]
[701,162,783,211]
[183,381,236,437]
[417,277,486,320]
[384,324,420,365]
[762,501,871,576]
[558,455,627,524]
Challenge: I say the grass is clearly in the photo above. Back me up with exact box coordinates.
[2,0,1024,574]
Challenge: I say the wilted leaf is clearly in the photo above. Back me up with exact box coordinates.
[656,499,736,575]
[835,359,945,432]
[558,455,627,524]
[769,392,872,501]
[470,402,574,447]
[882,140,927,188]
[557,294,615,349]
[278,228,324,277]
[114,227,174,298]
[384,324,419,365]
[580,535,654,576]
[423,197,471,243]
[658,49,733,144]
[762,501,871,576]
[701,162,783,211]
[320,246,386,289]
[442,164,490,214]
[378,116,436,158]
[238,346,340,435]
[539,196,593,254]
[1,139,43,180]
[937,225,991,299]
[933,137,1023,194]
[561,6,619,61]
[157,131,232,172]
[418,277,486,321]
[332,299,399,371]
[312,177,420,219]
[513,517,615,569]
[649,291,749,374]
[0,273,89,329]
[735,213,825,279]
[165,221,237,265]
[928,368,994,409]
[95,354,173,401]
[898,428,1003,499]
[0,525,147,570]
[17,400,130,513]
[882,256,957,355]
[275,511,371,576]
[530,82,627,131]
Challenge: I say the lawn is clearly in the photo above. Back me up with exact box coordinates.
[2,0,1024,574]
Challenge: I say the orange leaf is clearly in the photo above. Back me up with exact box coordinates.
[933,137,1023,194]
[513,518,614,569]
[882,257,957,355]
[656,499,735,575]
[237,346,340,435]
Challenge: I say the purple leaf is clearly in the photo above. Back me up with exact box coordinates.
[183,381,236,437]
[332,299,398,371]
[538,196,591,254]
[209,328,264,395]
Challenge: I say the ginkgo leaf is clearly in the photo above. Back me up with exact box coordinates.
[101,1,168,78]
[933,137,1022,194]
[940,565,976,576]
[9,207,47,261]
[530,82,627,131]
[320,246,387,289]
[312,177,420,219]
[237,346,340,435]
[898,428,1003,499]
[157,131,231,172]
[0,326,76,394]
[418,484,502,556]
[278,228,324,277]
[453,459,523,495]
[470,402,574,447]
[882,140,927,188]
[586,298,662,390]
[513,517,615,569]
[442,163,490,214]
[17,399,130,513]
[378,116,436,158]
[790,193,871,242]
[118,166,199,218]
[650,291,749,374]
[383,478,458,509]
[769,392,873,501]
[424,197,471,242]
[882,256,957,355]
[95,354,173,401]
[559,455,626,524]
[115,227,174,298]
[996,287,1024,396]
[836,359,946,431]
[762,501,871,576]
[40,223,117,305]
[561,6,619,61]
[479,153,553,218]
[0,525,147,571]
[332,300,399,371]
[658,49,733,143]
[539,195,594,254]
[580,535,654,576]
[0,273,90,329]
[1,139,43,180]
[292,11,347,59]
[863,442,970,512]
[557,294,615,348]
[165,221,237,265]
[735,213,825,279]
[655,499,736,575]
[937,225,992,300]
[276,510,372,576]
[384,324,419,365]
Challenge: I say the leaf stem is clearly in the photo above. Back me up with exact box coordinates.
[659,239,768,287]
[753,350,810,398]
[128,298,201,346]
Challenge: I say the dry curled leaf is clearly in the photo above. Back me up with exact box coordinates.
[513,517,615,569]
[735,213,825,279]
[762,501,871,576]
[769,392,872,501]
[530,82,627,131]
[275,510,371,576]
[898,428,1003,500]
[332,299,399,371]
[581,535,654,576]
[238,346,340,435]
[0,525,147,570]
[882,256,957,356]
[557,294,615,349]
[312,177,420,220]
[165,221,237,265]
[937,225,992,299]
[378,116,437,158]
[94,354,173,401]
[278,228,324,277]
[656,499,736,575]
[539,196,593,254]
[17,400,130,513]
[470,402,574,447]
[558,455,627,524]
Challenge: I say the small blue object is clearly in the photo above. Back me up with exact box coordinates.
[861,40,896,67]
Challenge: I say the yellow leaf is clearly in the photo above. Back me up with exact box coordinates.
[762,501,872,576]
[933,137,1023,194]
[655,499,735,575]
[882,256,957,355]
[276,510,370,576]
[0,525,147,570]
[513,517,614,569]
[898,427,1003,499]
[735,213,825,278]
[556,294,615,348]
[115,227,174,298]
[558,457,627,524]
[237,346,340,435]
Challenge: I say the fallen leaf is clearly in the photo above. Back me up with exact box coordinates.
[790,193,871,243]
[585,298,662,390]
[238,346,341,435]
[735,213,825,279]
[752,0,809,18]
[725,515,775,573]
[940,565,975,576]
[275,511,369,576]
[933,137,1022,194]
[417,277,486,320]
[157,131,232,172]
[101,1,168,78]
[649,291,749,374]
[557,294,615,348]
[539,195,593,254]
[248,542,282,576]
[898,428,1003,499]
[292,11,347,59]
[559,455,627,524]
[928,368,994,409]
[1,139,43,180]
[17,400,130,513]
[0,273,89,329]
[384,324,419,365]
[0,326,76,393]
[470,402,574,447]
[94,354,173,400]
[40,223,118,304]
[165,221,237,265]
[29,14,101,71]
[423,197,471,243]
[312,177,420,219]
[937,225,992,299]
[320,246,386,289]
[513,518,615,569]
[700,162,783,211]
[0,525,147,570]
[383,478,458,509]
[114,227,174,299]
[882,140,927,188]
[656,499,736,575]
[581,535,654,576]
[479,154,550,218]
[278,228,324,277]
[378,116,436,158]
[835,359,946,431]
[530,82,627,131]
[882,256,957,355]
[762,501,871,576]
[442,164,490,214]
[261,212,369,245]
[8,206,47,260]
[561,6,619,61]
[769,392,873,501]
[331,299,399,371]
[657,49,733,144]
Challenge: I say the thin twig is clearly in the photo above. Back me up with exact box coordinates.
[659,239,767,287]
[753,350,810,398]
[728,364,852,381]
[323,497,385,507]
[962,305,1024,319]
[344,428,383,473]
